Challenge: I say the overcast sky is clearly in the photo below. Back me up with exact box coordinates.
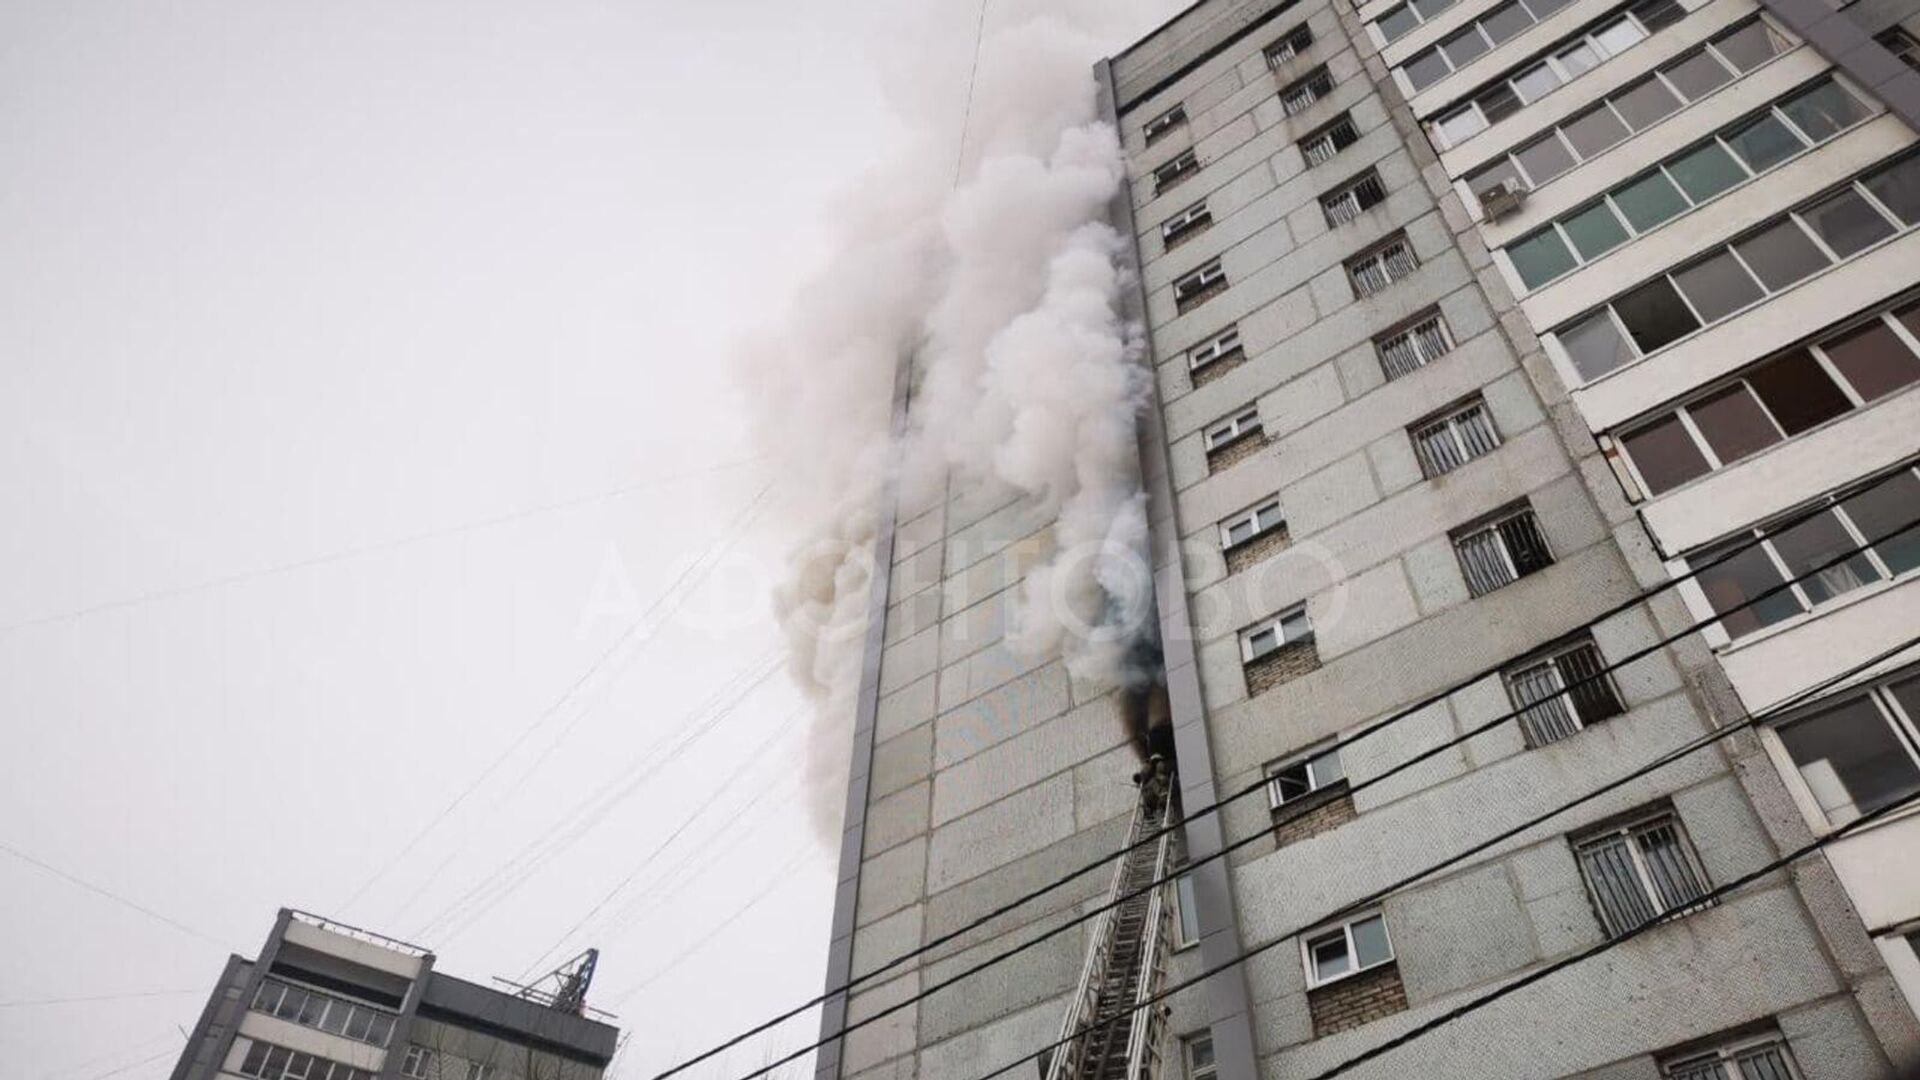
[0,3,1174,1078]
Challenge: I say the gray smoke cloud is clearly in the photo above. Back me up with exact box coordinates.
[737,2,1171,846]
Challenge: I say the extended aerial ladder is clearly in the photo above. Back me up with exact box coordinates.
[1042,770,1176,1080]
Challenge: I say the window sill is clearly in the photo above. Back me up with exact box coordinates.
[1304,956,1396,992]
[1806,791,1920,839]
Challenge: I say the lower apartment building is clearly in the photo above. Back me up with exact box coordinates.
[816,0,1920,1078]
[169,910,617,1080]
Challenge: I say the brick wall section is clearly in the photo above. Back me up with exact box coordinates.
[1245,640,1321,696]
[1224,523,1290,574]
[1308,963,1409,1038]
[1272,785,1357,847]
[1189,346,1246,387]
[1206,431,1270,474]
[1176,278,1229,314]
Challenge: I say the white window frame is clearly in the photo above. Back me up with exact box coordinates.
[1504,637,1622,746]
[1300,114,1359,167]
[1162,199,1213,245]
[1241,604,1312,662]
[1321,171,1385,228]
[1760,670,1920,835]
[1188,325,1242,372]
[1265,741,1344,809]
[1172,869,1201,950]
[1454,504,1553,595]
[1181,1031,1217,1080]
[1369,0,1461,46]
[1300,910,1394,988]
[1144,103,1188,144]
[401,1047,434,1080]
[1204,406,1262,451]
[465,1066,496,1080]
[1660,1029,1803,1080]
[1220,497,1285,549]
[1174,259,1227,305]
[1281,67,1333,116]
[1154,149,1200,194]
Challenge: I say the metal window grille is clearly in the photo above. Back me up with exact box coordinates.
[1454,508,1552,595]
[1323,173,1386,227]
[1577,812,1712,937]
[1145,105,1187,145]
[1282,70,1333,115]
[1350,239,1416,296]
[1666,1041,1797,1080]
[1411,401,1497,476]
[1154,151,1200,194]
[1162,201,1212,243]
[1267,26,1313,68]
[1377,314,1450,379]
[1175,261,1227,303]
[1506,640,1623,746]
[1302,116,1358,166]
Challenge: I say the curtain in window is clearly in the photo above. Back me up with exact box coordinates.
[1578,833,1659,935]
[1511,661,1580,745]
[1634,817,1709,913]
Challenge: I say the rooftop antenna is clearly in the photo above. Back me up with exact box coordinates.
[491,948,613,1019]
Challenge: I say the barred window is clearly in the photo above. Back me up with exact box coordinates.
[1154,149,1201,195]
[1266,24,1314,68]
[1301,114,1359,167]
[1575,810,1712,937]
[1377,312,1453,380]
[1453,505,1553,595]
[1347,237,1418,297]
[1145,103,1188,146]
[1412,399,1499,477]
[1322,171,1387,227]
[1663,1031,1802,1080]
[1281,67,1334,115]
[1505,638,1624,746]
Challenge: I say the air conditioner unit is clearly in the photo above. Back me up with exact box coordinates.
[1480,182,1527,221]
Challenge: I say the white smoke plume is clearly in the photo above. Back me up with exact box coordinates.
[736,2,1174,846]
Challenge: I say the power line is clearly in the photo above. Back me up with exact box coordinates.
[0,988,201,1009]
[337,483,773,919]
[717,521,1920,1080]
[607,847,816,1005]
[645,465,1918,1080]
[0,455,764,638]
[74,1047,182,1080]
[0,839,234,952]
[950,632,1920,1080]
[953,0,991,184]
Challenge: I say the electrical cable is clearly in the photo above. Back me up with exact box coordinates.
[338,483,772,918]
[646,464,1919,1080]
[0,988,201,1009]
[607,847,817,1005]
[0,840,236,952]
[0,455,764,638]
[949,631,1920,1080]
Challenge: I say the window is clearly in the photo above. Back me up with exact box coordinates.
[1300,114,1358,167]
[1773,673,1920,828]
[1420,0,1710,147]
[1162,200,1213,247]
[1575,810,1711,937]
[1662,1030,1802,1080]
[1182,1032,1217,1080]
[1188,325,1242,373]
[1505,638,1624,746]
[1879,28,1920,72]
[1242,605,1312,662]
[1372,0,1460,44]
[1376,312,1452,380]
[1154,149,1200,195]
[1281,67,1333,116]
[1174,258,1228,311]
[1267,743,1344,808]
[1174,871,1201,949]
[1714,18,1791,71]
[250,978,395,1047]
[1615,304,1920,497]
[1347,236,1418,298]
[1461,17,1793,201]
[1687,468,1920,638]
[1548,154,1919,382]
[402,1048,434,1080]
[1266,24,1313,68]
[1411,398,1499,477]
[239,1042,376,1080]
[1302,912,1393,987]
[1145,104,1187,146]
[465,1067,495,1080]
[1322,171,1386,227]
[1205,406,1262,452]
[1220,498,1285,549]
[1454,504,1553,595]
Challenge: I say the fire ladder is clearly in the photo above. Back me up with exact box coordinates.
[1042,784,1175,1080]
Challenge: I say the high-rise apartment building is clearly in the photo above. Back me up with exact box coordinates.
[169,910,618,1080]
[816,1,1920,1078]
